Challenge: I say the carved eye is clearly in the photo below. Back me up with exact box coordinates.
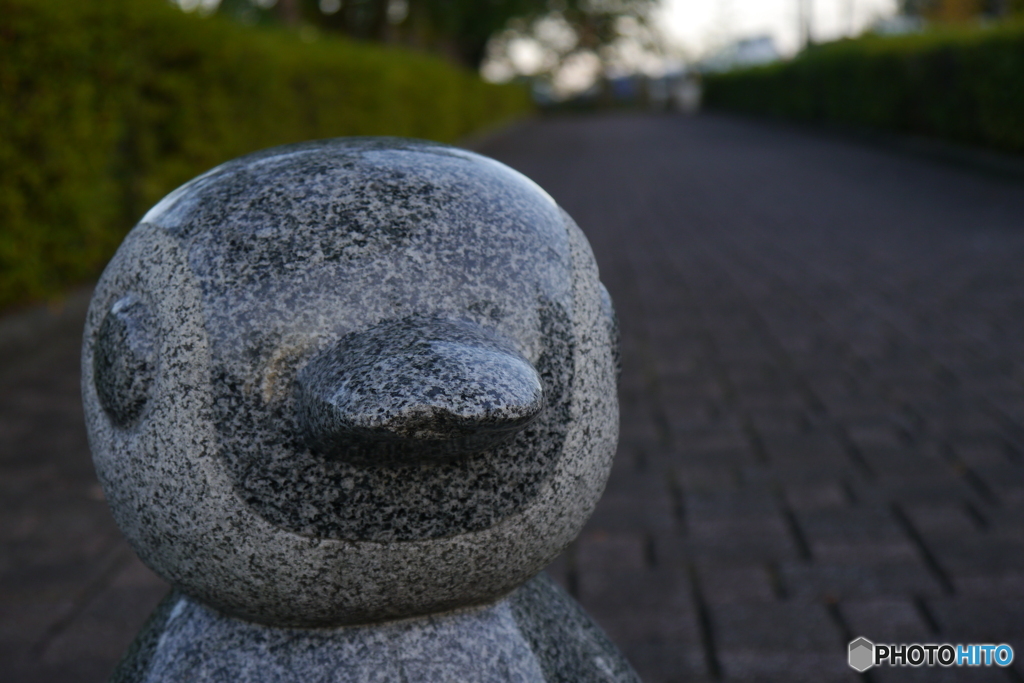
[93,295,157,428]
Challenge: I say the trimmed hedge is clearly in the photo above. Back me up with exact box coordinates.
[703,24,1024,155]
[0,0,531,310]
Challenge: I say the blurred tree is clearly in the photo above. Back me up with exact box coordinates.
[481,0,663,99]
[200,0,659,72]
[899,0,1022,20]
[279,0,301,24]
[353,0,550,68]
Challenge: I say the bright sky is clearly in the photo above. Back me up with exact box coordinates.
[656,0,900,57]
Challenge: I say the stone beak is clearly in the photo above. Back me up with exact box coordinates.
[296,317,545,465]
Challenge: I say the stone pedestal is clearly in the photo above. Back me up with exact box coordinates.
[112,575,634,683]
[82,138,636,682]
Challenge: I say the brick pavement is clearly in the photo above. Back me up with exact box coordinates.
[482,113,1024,683]
[0,289,169,683]
[5,112,1024,682]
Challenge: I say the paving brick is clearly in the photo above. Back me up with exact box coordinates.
[38,555,168,673]
[675,430,751,455]
[758,434,848,467]
[971,461,1024,503]
[846,424,905,450]
[674,463,739,493]
[675,442,757,469]
[693,561,777,605]
[871,666,1009,683]
[926,598,1024,644]
[575,532,650,609]
[780,558,944,601]
[586,479,677,535]
[619,639,711,683]
[783,482,849,511]
[903,503,981,537]
[928,536,1024,577]
[764,460,861,487]
[954,573,1024,598]
[793,507,918,563]
[840,598,933,641]
[746,410,809,437]
[710,603,853,682]
[951,439,1016,468]
[872,473,984,508]
[577,559,708,683]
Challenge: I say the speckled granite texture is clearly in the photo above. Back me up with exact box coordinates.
[110,575,639,683]
[83,136,630,680]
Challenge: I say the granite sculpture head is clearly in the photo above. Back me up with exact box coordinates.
[82,139,618,627]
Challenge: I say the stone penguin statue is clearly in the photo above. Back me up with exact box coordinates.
[82,138,637,682]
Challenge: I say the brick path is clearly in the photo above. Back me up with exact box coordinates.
[6,113,1024,682]
[481,114,1024,683]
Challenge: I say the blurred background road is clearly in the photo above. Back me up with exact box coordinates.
[6,111,1024,682]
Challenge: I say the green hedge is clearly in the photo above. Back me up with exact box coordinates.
[0,0,531,310]
[703,24,1024,155]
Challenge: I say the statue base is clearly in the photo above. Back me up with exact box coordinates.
[110,573,640,683]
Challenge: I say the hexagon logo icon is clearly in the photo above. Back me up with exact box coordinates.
[849,637,875,672]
